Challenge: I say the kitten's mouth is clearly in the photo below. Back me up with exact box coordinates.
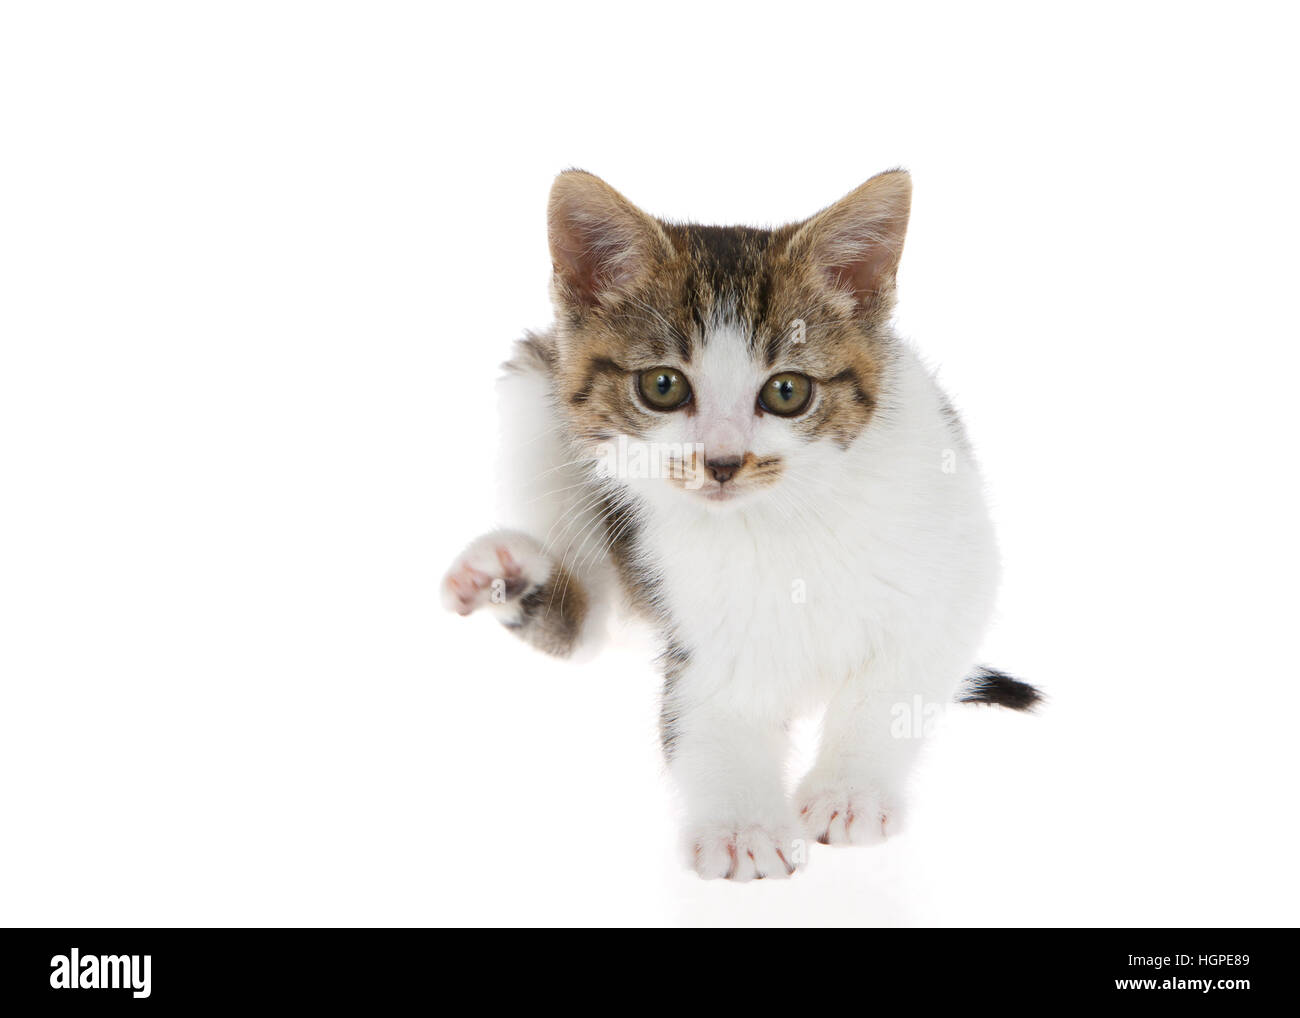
[694,479,760,507]
[663,453,784,505]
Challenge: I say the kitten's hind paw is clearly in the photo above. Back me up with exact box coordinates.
[441,530,551,618]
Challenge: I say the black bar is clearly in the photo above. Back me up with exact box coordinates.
[0,929,1284,1008]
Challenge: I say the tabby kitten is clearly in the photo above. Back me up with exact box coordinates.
[443,169,1038,880]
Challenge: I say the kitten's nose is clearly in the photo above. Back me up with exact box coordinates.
[706,456,743,484]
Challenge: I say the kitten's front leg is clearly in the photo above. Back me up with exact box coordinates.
[666,679,805,880]
[794,668,935,846]
[442,530,589,658]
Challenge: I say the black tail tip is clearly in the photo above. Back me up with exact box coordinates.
[958,667,1043,712]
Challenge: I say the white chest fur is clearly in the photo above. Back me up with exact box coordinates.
[634,496,892,717]
[627,360,1000,722]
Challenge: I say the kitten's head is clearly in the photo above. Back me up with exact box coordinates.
[546,169,910,509]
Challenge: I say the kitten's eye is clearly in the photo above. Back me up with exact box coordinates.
[637,367,692,411]
[759,372,813,416]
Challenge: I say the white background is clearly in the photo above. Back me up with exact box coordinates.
[2,2,1297,927]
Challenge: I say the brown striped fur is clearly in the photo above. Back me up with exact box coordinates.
[544,169,911,454]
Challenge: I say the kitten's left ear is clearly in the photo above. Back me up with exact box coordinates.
[790,169,912,311]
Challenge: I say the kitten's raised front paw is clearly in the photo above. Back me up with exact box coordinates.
[795,778,903,847]
[689,823,807,881]
[441,530,551,618]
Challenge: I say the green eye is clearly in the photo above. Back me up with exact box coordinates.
[638,367,692,411]
[759,372,813,416]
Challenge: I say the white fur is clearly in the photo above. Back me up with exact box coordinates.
[447,332,998,879]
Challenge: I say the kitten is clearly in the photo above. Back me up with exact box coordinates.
[443,169,1039,880]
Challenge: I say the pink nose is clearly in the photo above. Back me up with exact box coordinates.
[706,457,742,484]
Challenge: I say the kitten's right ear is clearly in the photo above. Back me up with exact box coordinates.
[548,171,670,309]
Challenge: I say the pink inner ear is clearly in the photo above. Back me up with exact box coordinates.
[551,220,603,302]
[548,173,658,308]
[826,241,898,303]
[801,171,911,308]
[552,214,644,306]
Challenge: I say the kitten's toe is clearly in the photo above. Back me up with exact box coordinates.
[441,530,550,616]
[795,780,902,847]
[689,824,805,881]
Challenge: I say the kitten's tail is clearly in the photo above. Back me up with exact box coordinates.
[957,666,1043,712]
